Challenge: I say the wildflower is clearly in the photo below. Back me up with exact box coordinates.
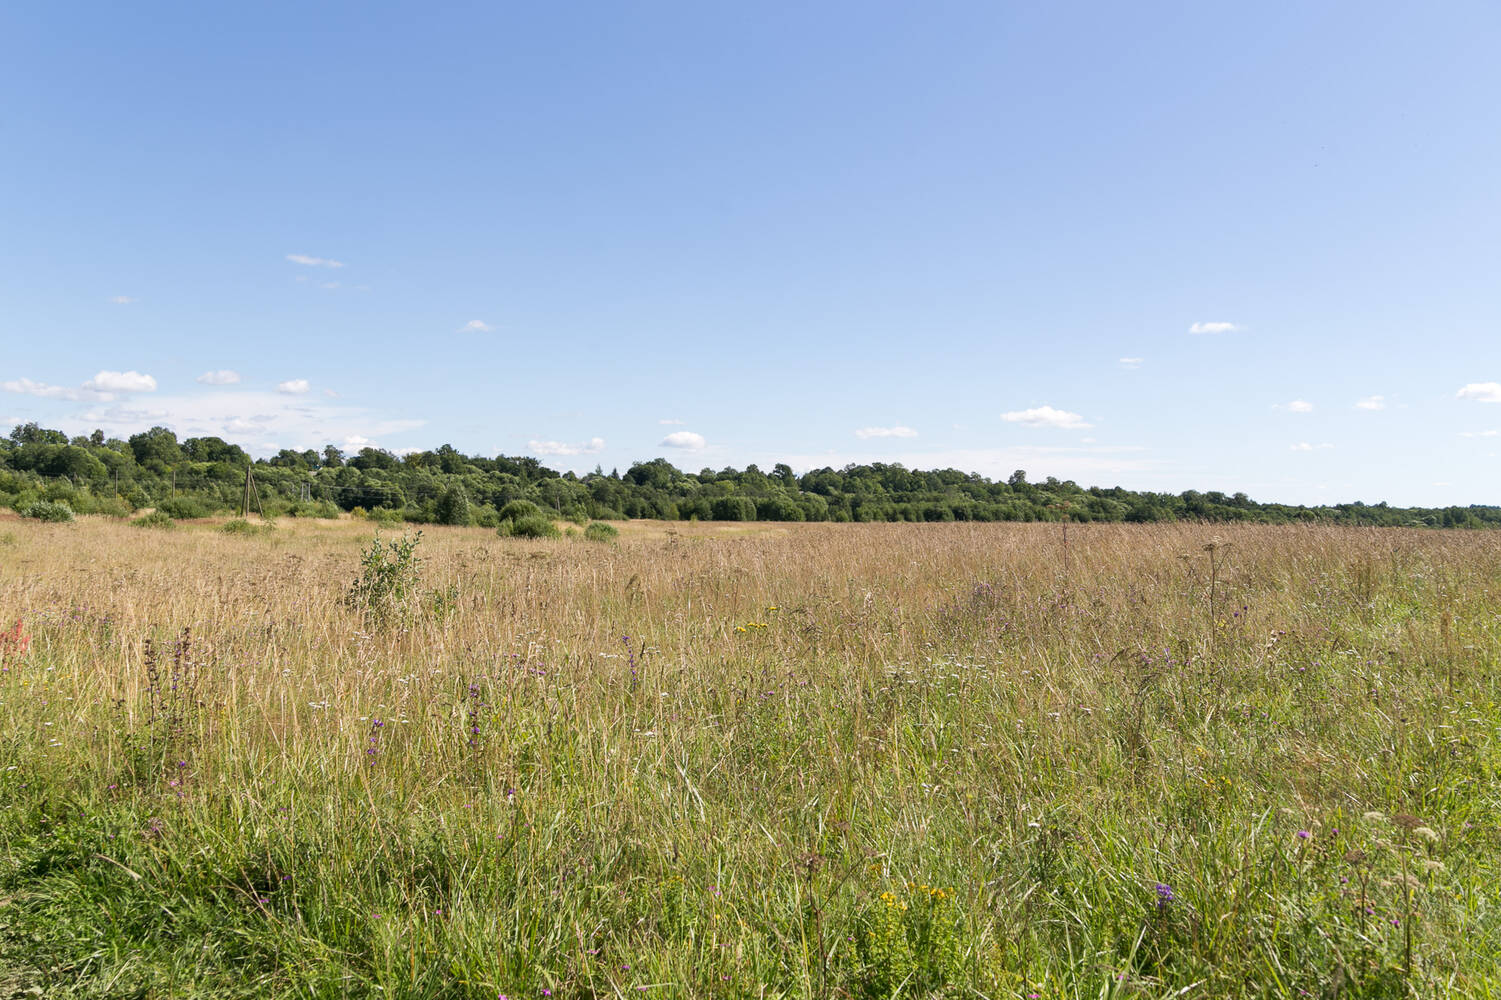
[1296,830,1311,840]
[1413,826,1441,843]
[1154,883,1174,910]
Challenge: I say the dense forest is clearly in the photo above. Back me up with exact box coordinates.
[2,421,1497,528]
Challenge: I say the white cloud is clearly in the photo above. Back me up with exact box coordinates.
[109,295,136,305]
[320,282,340,290]
[196,369,241,386]
[285,254,343,268]
[658,418,685,425]
[277,379,311,394]
[528,437,605,457]
[1456,382,1501,403]
[1281,400,1314,413]
[1000,405,1092,430]
[344,435,373,448]
[1189,321,1241,335]
[83,370,157,393]
[1118,357,1143,370]
[459,320,492,333]
[323,388,340,398]
[2,377,92,401]
[1460,429,1500,438]
[855,426,918,439]
[661,431,706,450]
[68,390,423,456]
[1354,395,1385,411]
[1290,442,1334,452]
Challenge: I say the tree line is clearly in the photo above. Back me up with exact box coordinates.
[2,421,1497,529]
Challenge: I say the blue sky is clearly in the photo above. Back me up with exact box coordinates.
[3,2,1499,506]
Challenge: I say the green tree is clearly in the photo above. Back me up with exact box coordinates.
[434,483,471,526]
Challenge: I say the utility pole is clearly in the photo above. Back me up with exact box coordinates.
[239,465,263,518]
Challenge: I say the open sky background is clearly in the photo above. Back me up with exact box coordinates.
[3,2,1499,505]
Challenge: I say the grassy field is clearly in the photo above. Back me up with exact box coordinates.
[1,515,1498,998]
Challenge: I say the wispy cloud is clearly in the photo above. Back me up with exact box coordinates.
[285,254,343,268]
[1,378,95,402]
[1118,357,1143,370]
[1278,400,1314,413]
[109,295,136,305]
[69,391,423,457]
[196,370,241,386]
[528,437,605,456]
[5,370,155,402]
[1456,382,1501,403]
[1001,405,1092,430]
[1354,395,1385,411]
[1189,321,1241,335]
[277,379,311,394]
[661,431,706,450]
[459,320,492,333]
[1290,442,1334,452]
[855,426,918,439]
[658,418,685,425]
[1460,429,1500,438]
[84,370,157,393]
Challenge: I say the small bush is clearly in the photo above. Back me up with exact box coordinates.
[501,515,560,540]
[157,496,213,519]
[472,505,500,529]
[88,496,134,518]
[286,500,339,519]
[583,521,619,543]
[345,532,423,629]
[497,500,544,523]
[22,500,74,523]
[221,518,273,536]
[367,506,404,525]
[132,510,176,530]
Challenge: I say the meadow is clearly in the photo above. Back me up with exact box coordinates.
[0,515,1498,998]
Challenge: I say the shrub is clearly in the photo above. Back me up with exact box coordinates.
[221,518,273,536]
[501,515,559,540]
[288,500,339,519]
[497,500,544,523]
[22,500,74,522]
[87,496,133,518]
[367,506,404,525]
[132,510,176,530]
[472,505,500,529]
[583,521,619,543]
[345,532,423,629]
[157,496,213,520]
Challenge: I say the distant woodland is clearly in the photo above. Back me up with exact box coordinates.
[3,422,1497,528]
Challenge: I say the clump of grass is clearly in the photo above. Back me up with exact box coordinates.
[132,510,177,529]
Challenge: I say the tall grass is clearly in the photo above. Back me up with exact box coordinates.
[1,517,1498,997]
